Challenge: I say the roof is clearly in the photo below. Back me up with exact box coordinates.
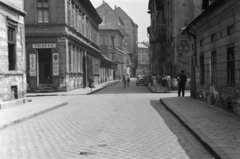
[80,0,102,24]
[99,23,118,30]
[138,43,148,48]
[184,0,225,32]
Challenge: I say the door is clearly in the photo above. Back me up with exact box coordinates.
[38,49,52,85]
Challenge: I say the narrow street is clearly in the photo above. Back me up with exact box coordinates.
[0,79,214,159]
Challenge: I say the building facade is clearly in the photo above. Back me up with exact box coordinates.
[147,0,166,76]
[164,0,203,78]
[184,0,240,116]
[0,0,26,103]
[96,2,128,79]
[24,0,102,92]
[137,43,150,75]
[114,6,138,77]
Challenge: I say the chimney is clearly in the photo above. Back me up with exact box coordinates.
[103,0,105,4]
[115,5,117,9]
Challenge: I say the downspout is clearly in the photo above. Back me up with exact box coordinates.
[186,30,196,99]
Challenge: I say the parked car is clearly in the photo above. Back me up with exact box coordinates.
[136,74,148,86]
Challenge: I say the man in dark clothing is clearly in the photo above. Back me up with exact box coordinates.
[177,70,187,97]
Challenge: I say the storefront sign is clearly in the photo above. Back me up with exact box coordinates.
[29,54,36,76]
[52,53,59,76]
[32,43,56,48]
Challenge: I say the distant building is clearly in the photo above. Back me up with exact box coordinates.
[137,43,150,75]
[24,0,102,92]
[0,0,27,103]
[114,6,138,77]
[96,2,129,78]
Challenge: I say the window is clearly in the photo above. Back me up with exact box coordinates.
[111,36,115,46]
[200,53,204,84]
[67,0,71,25]
[227,45,235,86]
[79,11,82,34]
[8,25,16,70]
[211,33,217,42]
[227,25,234,36]
[68,45,72,72]
[37,0,49,23]
[211,51,217,84]
[200,39,203,46]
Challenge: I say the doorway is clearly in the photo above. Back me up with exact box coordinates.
[38,49,52,86]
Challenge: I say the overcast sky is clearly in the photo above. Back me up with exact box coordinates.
[90,0,150,42]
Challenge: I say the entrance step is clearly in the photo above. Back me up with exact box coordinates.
[35,87,54,93]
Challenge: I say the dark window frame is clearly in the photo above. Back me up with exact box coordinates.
[227,25,235,36]
[227,45,235,86]
[211,51,217,84]
[37,0,49,23]
[200,53,205,84]
[8,19,17,71]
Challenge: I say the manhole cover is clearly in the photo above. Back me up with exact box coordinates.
[97,144,107,147]
[79,152,95,155]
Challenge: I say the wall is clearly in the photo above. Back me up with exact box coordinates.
[0,0,26,101]
[193,0,240,116]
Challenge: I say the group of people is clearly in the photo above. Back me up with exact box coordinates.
[148,70,187,97]
[121,74,131,88]
[88,70,187,97]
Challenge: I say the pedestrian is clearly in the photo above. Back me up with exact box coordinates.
[177,70,187,97]
[88,76,94,91]
[153,73,157,91]
[150,73,153,87]
[165,74,171,91]
[126,74,130,87]
[122,74,126,88]
[162,74,167,91]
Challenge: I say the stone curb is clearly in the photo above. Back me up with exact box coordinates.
[26,81,120,97]
[159,98,224,159]
[87,81,120,95]
[0,102,68,131]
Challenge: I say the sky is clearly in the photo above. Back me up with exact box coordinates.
[90,0,150,42]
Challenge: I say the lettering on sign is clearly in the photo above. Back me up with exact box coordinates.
[32,43,56,48]
[29,54,36,76]
[52,53,59,76]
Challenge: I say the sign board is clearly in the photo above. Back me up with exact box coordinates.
[29,54,36,76]
[52,53,59,76]
[32,43,56,48]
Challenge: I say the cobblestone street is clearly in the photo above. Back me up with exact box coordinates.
[0,81,214,159]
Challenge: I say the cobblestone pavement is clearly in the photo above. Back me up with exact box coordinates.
[0,81,213,159]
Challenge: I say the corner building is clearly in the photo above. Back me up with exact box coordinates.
[25,0,102,92]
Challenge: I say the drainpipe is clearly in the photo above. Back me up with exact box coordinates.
[186,30,196,99]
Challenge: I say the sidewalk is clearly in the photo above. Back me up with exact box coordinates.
[160,97,240,159]
[0,80,119,131]
[148,82,183,94]
[26,80,120,97]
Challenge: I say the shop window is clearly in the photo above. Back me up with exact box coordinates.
[227,45,235,86]
[37,0,49,23]
[200,53,204,84]
[8,25,16,70]
[211,51,217,84]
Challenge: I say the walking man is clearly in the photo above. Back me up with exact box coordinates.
[122,74,126,88]
[126,74,130,87]
[177,70,187,97]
